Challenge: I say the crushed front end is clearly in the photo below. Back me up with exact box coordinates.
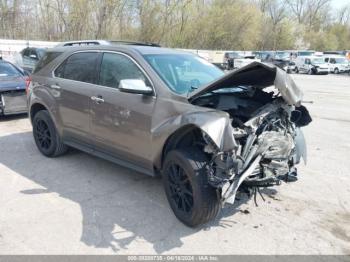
[190,62,312,205]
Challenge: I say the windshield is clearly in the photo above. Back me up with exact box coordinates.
[275,52,290,60]
[335,58,347,64]
[0,62,22,77]
[312,58,324,64]
[144,54,224,95]
[227,52,242,59]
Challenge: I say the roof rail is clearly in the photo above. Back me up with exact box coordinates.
[109,40,161,47]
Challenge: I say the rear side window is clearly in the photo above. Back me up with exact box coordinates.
[98,52,150,88]
[34,52,62,73]
[54,52,99,84]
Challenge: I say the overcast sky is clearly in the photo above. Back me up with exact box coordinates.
[331,0,350,9]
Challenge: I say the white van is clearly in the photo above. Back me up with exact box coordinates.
[295,56,329,75]
[323,55,350,74]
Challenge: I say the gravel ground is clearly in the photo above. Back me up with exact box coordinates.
[0,74,349,255]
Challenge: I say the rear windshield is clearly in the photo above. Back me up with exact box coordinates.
[34,51,62,73]
[0,62,22,77]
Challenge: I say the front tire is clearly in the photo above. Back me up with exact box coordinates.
[334,68,339,74]
[33,110,68,157]
[162,148,220,227]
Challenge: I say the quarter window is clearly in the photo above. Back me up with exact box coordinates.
[98,52,150,88]
[34,51,62,73]
[54,52,99,84]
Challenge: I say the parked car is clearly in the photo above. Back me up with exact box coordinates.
[323,55,350,74]
[20,47,46,73]
[233,55,261,69]
[264,51,296,73]
[223,51,242,70]
[28,45,311,227]
[0,60,30,115]
[295,56,329,75]
[297,50,316,57]
[254,51,275,61]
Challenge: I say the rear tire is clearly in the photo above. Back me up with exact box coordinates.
[33,110,68,157]
[162,148,220,227]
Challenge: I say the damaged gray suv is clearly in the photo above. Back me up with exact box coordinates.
[28,45,311,227]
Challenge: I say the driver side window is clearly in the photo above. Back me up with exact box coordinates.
[98,52,150,89]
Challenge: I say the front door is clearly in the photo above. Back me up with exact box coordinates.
[90,52,156,171]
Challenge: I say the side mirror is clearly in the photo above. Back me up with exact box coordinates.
[119,79,153,95]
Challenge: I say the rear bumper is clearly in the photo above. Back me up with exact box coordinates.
[0,91,28,115]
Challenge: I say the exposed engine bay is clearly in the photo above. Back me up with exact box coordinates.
[190,72,312,205]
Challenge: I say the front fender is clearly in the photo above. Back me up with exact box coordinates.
[152,110,238,168]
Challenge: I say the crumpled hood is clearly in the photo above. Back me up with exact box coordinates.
[189,62,303,105]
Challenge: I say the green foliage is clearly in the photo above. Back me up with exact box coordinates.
[0,0,349,50]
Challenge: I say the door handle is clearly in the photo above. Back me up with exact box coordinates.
[91,96,105,103]
[50,84,61,90]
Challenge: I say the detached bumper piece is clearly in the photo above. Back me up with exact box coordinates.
[0,91,27,115]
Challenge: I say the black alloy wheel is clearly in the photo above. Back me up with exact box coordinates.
[167,162,194,214]
[33,110,68,157]
[162,149,220,227]
[35,119,52,150]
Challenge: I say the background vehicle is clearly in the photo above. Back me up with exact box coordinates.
[323,55,350,74]
[0,60,30,115]
[28,45,310,227]
[295,56,329,74]
[233,55,260,69]
[263,51,296,73]
[297,50,316,57]
[254,51,275,61]
[223,51,242,70]
[20,47,46,73]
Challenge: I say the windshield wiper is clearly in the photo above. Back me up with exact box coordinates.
[187,85,199,97]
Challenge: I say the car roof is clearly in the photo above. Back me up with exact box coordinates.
[56,40,111,46]
[323,54,346,57]
[46,45,193,56]
[299,56,323,59]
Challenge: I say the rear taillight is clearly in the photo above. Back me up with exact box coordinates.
[25,76,32,95]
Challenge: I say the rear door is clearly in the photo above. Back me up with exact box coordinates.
[53,51,101,145]
[90,52,156,171]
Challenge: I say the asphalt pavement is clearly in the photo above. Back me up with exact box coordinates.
[0,73,349,254]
